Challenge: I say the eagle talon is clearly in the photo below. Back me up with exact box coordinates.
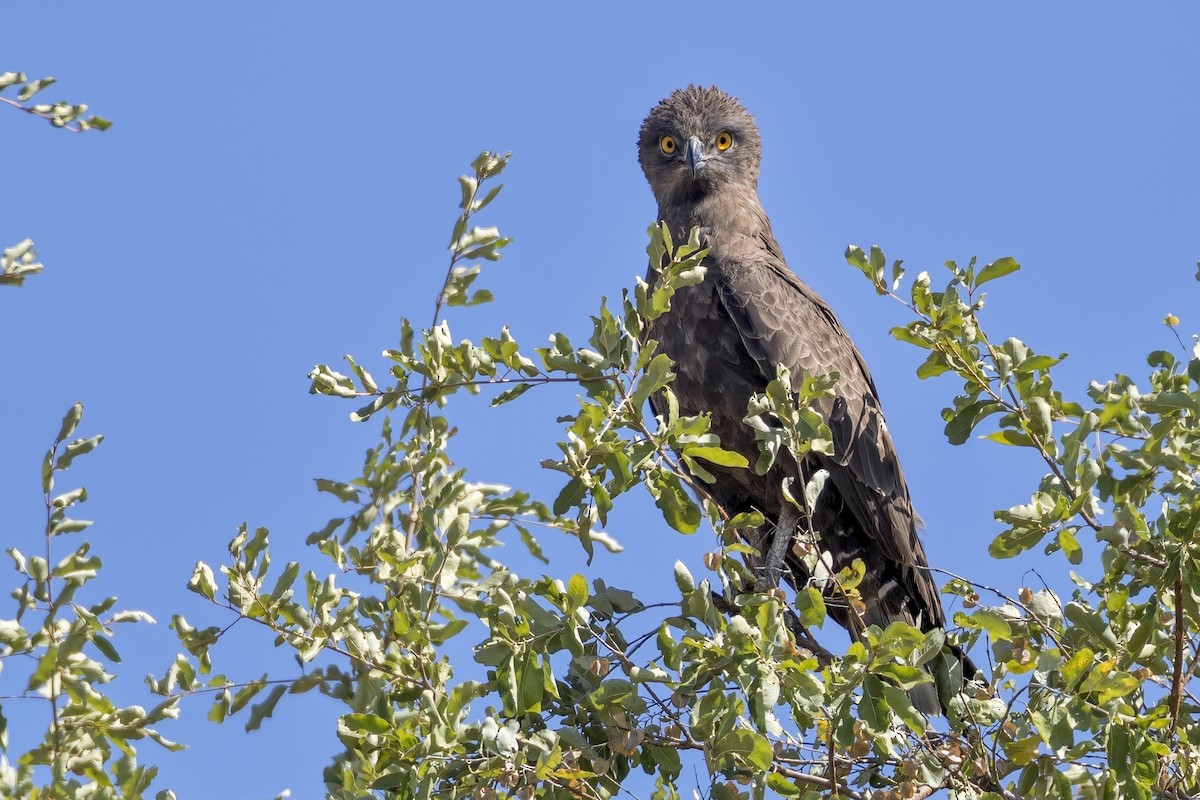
[751,506,800,593]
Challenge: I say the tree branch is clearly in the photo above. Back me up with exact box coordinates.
[772,763,864,800]
[1167,573,1185,742]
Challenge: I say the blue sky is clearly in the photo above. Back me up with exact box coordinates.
[4,4,1200,797]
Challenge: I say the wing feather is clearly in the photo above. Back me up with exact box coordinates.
[710,253,944,625]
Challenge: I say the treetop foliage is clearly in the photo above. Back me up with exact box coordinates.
[2,72,108,290]
[4,144,1199,799]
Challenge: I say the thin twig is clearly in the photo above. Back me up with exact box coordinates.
[42,438,63,760]
[0,95,95,133]
[929,565,1067,656]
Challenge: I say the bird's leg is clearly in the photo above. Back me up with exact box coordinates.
[753,504,801,592]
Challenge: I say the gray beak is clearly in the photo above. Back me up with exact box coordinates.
[685,137,706,176]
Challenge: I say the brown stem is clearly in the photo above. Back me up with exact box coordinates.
[827,720,839,798]
[1167,573,1185,742]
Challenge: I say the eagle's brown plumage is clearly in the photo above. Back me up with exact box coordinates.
[639,86,974,714]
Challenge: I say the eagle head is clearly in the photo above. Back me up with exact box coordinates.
[638,85,762,206]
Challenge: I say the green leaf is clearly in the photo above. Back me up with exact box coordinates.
[92,635,121,663]
[457,175,478,209]
[891,259,906,292]
[370,772,408,791]
[766,773,801,797]
[50,518,93,537]
[1015,353,1065,373]
[642,743,683,779]
[713,728,773,772]
[269,561,300,600]
[681,454,717,484]
[27,647,57,691]
[517,525,549,564]
[1064,602,1118,648]
[881,682,926,733]
[187,562,217,600]
[728,510,765,528]
[974,256,1020,287]
[17,77,55,102]
[631,353,675,408]
[845,244,870,273]
[342,712,391,735]
[795,586,825,629]
[491,382,532,406]
[944,400,1002,445]
[315,478,361,502]
[673,560,695,593]
[858,675,888,732]
[651,471,701,534]
[989,525,1049,559]
[567,573,589,607]
[983,429,1034,447]
[586,678,636,708]
[873,662,929,690]
[1057,528,1083,564]
[519,650,544,713]
[916,351,952,379]
[1001,736,1042,767]
[681,445,749,469]
[55,435,104,471]
[553,477,586,516]
[56,402,84,445]
[956,608,1013,640]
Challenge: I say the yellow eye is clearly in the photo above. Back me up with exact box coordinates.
[659,135,677,155]
[716,132,733,151]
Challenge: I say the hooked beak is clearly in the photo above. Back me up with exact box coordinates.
[685,137,706,176]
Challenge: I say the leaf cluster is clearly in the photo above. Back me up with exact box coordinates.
[846,244,1200,799]
[0,404,179,800]
[8,143,1198,800]
[154,159,1055,800]
[0,72,111,132]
